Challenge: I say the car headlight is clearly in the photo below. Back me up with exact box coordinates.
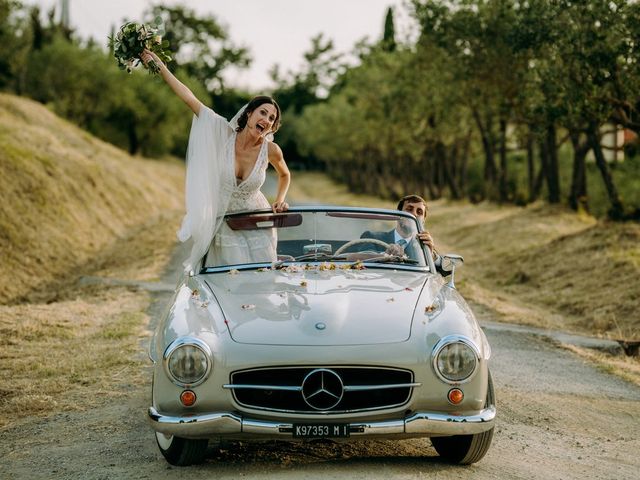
[164,338,212,387]
[432,335,479,383]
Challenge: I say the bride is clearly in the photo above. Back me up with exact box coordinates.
[141,49,291,271]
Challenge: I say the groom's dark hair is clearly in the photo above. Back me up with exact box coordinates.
[396,195,428,213]
[236,96,282,134]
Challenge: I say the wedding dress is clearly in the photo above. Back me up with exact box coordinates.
[207,131,277,266]
[177,105,276,270]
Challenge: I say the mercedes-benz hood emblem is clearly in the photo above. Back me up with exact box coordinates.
[301,368,344,410]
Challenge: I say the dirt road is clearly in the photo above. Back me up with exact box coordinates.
[1,237,639,480]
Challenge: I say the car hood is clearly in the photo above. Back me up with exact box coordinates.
[204,268,436,346]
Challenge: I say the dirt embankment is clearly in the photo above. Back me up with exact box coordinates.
[0,94,185,429]
[0,93,184,304]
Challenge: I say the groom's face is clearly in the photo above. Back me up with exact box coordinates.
[401,201,426,223]
[397,201,426,235]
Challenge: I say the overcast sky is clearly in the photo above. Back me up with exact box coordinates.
[26,0,413,90]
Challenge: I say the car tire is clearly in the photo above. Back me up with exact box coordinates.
[430,371,495,465]
[155,432,208,466]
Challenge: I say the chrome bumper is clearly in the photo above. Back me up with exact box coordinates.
[148,406,496,439]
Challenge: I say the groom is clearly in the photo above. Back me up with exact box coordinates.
[361,194,441,267]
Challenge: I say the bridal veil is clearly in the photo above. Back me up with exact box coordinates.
[177,106,235,271]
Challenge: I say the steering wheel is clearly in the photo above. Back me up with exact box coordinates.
[335,238,391,256]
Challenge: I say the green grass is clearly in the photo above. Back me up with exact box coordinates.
[96,311,145,340]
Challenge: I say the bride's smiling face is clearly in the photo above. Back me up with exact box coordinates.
[247,104,278,137]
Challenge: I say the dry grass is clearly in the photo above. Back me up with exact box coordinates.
[0,94,184,303]
[428,202,640,340]
[0,212,183,429]
[0,94,185,428]
[561,344,640,386]
[0,286,149,428]
[289,172,391,209]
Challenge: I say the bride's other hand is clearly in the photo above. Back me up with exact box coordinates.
[272,200,289,213]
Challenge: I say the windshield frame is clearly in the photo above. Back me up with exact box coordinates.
[198,206,436,275]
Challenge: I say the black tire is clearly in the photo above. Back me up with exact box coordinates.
[155,432,208,466]
[431,371,496,465]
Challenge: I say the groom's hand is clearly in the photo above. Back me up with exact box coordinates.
[417,231,435,251]
[272,201,289,213]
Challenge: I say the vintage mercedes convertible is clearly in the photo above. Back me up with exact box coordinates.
[148,206,495,466]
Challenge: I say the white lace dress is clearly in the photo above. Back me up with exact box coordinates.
[207,131,277,266]
[178,106,276,269]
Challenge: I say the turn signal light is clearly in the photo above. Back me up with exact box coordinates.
[180,390,197,407]
[448,388,464,405]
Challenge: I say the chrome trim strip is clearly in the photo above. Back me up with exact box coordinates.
[405,406,496,435]
[343,383,421,392]
[223,383,420,392]
[148,407,242,437]
[223,384,303,392]
[148,406,496,438]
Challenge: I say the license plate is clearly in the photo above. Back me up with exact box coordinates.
[292,424,350,438]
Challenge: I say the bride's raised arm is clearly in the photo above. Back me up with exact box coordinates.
[140,49,203,116]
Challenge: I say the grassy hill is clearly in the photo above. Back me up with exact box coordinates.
[0,94,184,304]
[0,93,186,427]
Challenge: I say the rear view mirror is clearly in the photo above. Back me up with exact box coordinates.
[226,213,303,230]
[442,254,464,289]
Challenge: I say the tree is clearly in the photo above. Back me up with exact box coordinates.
[144,4,250,94]
[270,33,345,168]
[23,38,201,157]
[382,7,397,52]
[0,0,31,93]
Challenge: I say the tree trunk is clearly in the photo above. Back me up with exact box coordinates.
[422,151,437,199]
[128,121,139,155]
[568,129,590,212]
[586,122,625,219]
[546,123,560,203]
[437,142,461,199]
[531,135,548,202]
[498,118,508,203]
[472,108,497,192]
[526,127,535,200]
[458,132,471,195]
[399,156,410,195]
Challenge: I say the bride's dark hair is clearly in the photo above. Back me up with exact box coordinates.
[235,96,281,134]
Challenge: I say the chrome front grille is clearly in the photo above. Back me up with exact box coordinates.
[226,366,417,413]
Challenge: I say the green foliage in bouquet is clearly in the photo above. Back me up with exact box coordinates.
[108,19,172,74]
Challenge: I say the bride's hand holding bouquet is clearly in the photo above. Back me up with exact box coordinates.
[108,21,171,74]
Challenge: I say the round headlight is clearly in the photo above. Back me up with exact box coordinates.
[164,339,211,386]
[433,337,478,383]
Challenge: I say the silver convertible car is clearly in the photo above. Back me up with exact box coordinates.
[148,206,495,466]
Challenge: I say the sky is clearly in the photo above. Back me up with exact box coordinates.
[26,0,413,90]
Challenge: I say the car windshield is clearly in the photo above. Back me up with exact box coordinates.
[202,208,429,270]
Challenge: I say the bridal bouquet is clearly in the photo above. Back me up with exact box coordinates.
[108,21,171,74]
